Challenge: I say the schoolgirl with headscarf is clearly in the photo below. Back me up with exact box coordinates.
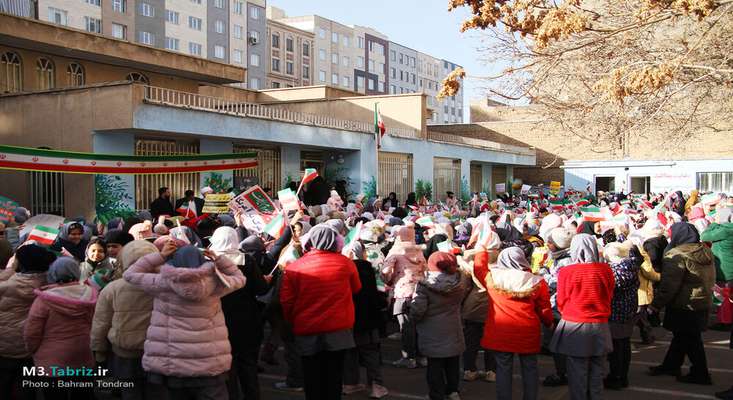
[550,234,614,400]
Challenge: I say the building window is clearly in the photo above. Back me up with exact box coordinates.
[250,53,260,66]
[342,76,350,88]
[378,62,385,74]
[367,79,375,91]
[378,81,384,92]
[357,76,364,89]
[286,61,294,75]
[410,57,416,67]
[233,50,243,64]
[331,73,338,85]
[368,60,375,73]
[233,1,243,14]
[331,53,338,64]
[390,67,396,78]
[698,172,733,193]
[165,37,179,50]
[214,0,224,8]
[412,73,416,84]
[390,84,396,94]
[47,7,67,25]
[342,56,349,67]
[139,31,154,45]
[302,65,310,79]
[214,45,226,59]
[286,37,293,52]
[112,0,126,12]
[189,16,202,30]
[249,30,259,43]
[111,23,127,39]
[126,72,149,84]
[85,0,101,6]
[399,71,403,81]
[249,5,259,19]
[84,17,102,33]
[66,63,85,87]
[1,52,22,93]
[318,27,326,39]
[271,58,280,72]
[272,81,281,88]
[165,10,179,24]
[356,56,364,68]
[302,43,310,57]
[331,32,338,43]
[319,70,326,82]
[189,42,202,56]
[342,35,349,47]
[318,49,326,61]
[357,36,364,49]
[249,77,260,89]
[191,0,201,3]
[399,53,404,64]
[215,20,225,34]
[233,24,243,39]
[140,2,154,17]
[271,33,280,48]
[390,50,396,61]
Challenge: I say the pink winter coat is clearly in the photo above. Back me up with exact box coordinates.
[24,283,98,370]
[123,252,246,378]
[0,269,47,359]
[381,242,427,299]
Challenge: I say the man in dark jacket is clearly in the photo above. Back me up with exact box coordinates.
[174,189,205,218]
[149,187,175,219]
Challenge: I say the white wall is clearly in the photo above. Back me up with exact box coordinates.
[563,159,733,193]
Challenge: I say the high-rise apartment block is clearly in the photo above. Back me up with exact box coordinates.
[12,0,463,122]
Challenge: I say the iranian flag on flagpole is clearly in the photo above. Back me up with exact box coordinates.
[374,103,385,148]
[28,225,59,246]
[263,211,288,239]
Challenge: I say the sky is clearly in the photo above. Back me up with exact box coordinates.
[268,0,502,121]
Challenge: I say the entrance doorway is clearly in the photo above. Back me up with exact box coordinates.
[595,176,615,193]
[630,176,650,194]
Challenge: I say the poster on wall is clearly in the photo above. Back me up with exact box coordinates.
[495,183,506,193]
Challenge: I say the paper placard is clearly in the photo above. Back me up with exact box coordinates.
[202,193,234,214]
[229,185,276,214]
[521,184,531,195]
[277,188,300,211]
[20,214,66,238]
[549,181,561,195]
[437,240,453,253]
[495,183,506,193]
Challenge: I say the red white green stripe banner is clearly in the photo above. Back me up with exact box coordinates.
[28,225,59,246]
[0,145,257,174]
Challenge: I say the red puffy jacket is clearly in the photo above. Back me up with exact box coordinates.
[556,262,614,323]
[474,251,553,354]
[280,250,362,336]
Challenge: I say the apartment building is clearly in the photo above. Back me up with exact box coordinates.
[388,41,417,95]
[266,18,314,88]
[33,0,267,88]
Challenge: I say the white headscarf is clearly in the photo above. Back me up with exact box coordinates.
[209,227,240,256]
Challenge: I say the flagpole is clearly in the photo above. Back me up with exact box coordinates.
[374,102,380,199]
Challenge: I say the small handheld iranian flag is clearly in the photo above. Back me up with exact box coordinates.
[580,206,605,222]
[263,211,287,239]
[415,216,434,227]
[296,168,319,195]
[28,225,59,246]
[374,103,385,148]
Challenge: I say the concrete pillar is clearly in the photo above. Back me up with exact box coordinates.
[359,136,378,197]
[200,138,233,192]
[280,145,300,188]
[413,154,433,191]
[506,166,514,195]
[482,164,493,197]
[460,158,470,198]
[92,132,136,214]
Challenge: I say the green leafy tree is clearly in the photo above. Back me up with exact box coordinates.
[363,176,377,200]
[460,176,471,203]
[95,175,135,224]
[203,172,232,194]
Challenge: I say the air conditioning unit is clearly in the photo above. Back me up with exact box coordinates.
[248,35,258,45]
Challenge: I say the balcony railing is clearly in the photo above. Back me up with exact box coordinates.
[143,85,420,138]
[427,131,536,156]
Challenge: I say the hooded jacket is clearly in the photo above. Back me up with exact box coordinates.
[410,271,469,358]
[700,222,733,282]
[90,241,157,361]
[651,243,715,312]
[0,270,48,358]
[475,251,553,354]
[24,283,98,369]
[382,240,427,299]
[123,252,246,377]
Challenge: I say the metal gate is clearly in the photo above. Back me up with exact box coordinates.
[134,139,200,211]
[433,157,460,202]
[29,171,65,216]
[378,151,413,203]
[470,164,482,194]
[233,146,281,191]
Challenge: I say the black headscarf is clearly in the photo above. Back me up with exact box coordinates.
[15,244,57,273]
[240,236,266,267]
[578,221,598,236]
[665,222,700,254]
